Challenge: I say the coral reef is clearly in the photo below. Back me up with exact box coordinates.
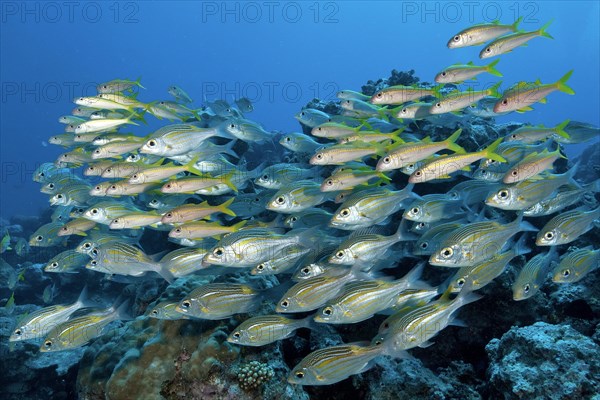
[486,322,600,400]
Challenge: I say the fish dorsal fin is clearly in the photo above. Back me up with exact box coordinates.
[422,136,432,143]
[520,151,540,163]
[466,61,474,66]
[349,226,385,238]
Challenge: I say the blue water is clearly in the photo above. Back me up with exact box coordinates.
[1,1,598,220]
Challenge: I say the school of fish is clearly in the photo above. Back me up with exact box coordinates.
[3,18,600,386]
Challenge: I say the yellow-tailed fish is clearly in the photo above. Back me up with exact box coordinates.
[502,148,565,183]
[376,129,464,171]
[161,198,235,224]
[57,218,97,236]
[435,59,502,83]
[168,85,193,103]
[267,180,333,213]
[429,82,501,115]
[505,120,570,143]
[409,138,505,183]
[494,71,575,114]
[370,85,440,105]
[168,220,247,240]
[448,17,522,48]
[109,211,164,230]
[310,141,387,166]
[480,20,553,59]
[280,132,322,153]
[97,77,145,94]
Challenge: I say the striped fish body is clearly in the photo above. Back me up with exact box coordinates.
[552,247,600,283]
[536,208,600,246]
[176,283,261,319]
[228,314,309,346]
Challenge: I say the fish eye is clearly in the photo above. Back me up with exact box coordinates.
[376,93,383,98]
[254,197,260,202]
[435,103,441,108]
[326,180,334,186]
[401,108,407,114]
[229,123,235,129]
[151,310,158,315]
[132,174,138,179]
[285,137,291,142]
[544,232,554,240]
[36,235,43,242]
[90,260,97,266]
[562,269,570,277]
[457,278,465,287]
[523,284,530,293]
[414,171,422,177]
[262,174,269,180]
[165,184,172,189]
[322,307,333,316]
[316,154,323,160]
[418,222,426,228]
[44,340,52,348]
[14,329,22,336]
[56,194,63,199]
[498,190,509,199]
[280,300,289,308]
[112,218,120,224]
[301,267,310,274]
[61,227,68,232]
[453,35,460,41]
[214,247,224,256]
[110,185,117,190]
[94,149,101,154]
[257,264,265,271]
[441,72,447,76]
[295,371,304,379]
[83,243,92,249]
[175,228,181,233]
[102,85,107,89]
[511,170,518,176]
[300,112,305,116]
[181,300,191,308]
[51,262,58,268]
[91,248,98,256]
[105,168,112,173]
[148,140,157,147]
[441,247,453,258]
[232,332,241,338]
[95,186,101,190]
[340,209,350,217]
[501,99,508,105]
[276,197,285,204]
[48,183,55,189]
[150,199,158,205]
[485,47,491,53]
[166,213,173,218]
[91,208,98,214]
[291,217,297,222]
[335,251,345,258]
[411,207,419,214]
[420,242,428,249]
[383,156,391,164]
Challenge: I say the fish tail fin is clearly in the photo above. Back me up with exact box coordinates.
[431,84,444,98]
[444,128,465,153]
[486,59,503,77]
[512,16,524,31]
[114,299,134,321]
[156,263,175,284]
[556,70,575,95]
[185,155,203,176]
[514,212,538,233]
[538,20,554,39]
[377,172,392,182]
[483,138,506,163]
[218,197,237,217]
[134,76,146,90]
[393,218,417,242]
[488,81,502,98]
[221,170,238,193]
[555,119,571,138]
[402,262,430,289]
[75,285,97,309]
[232,220,248,231]
[513,234,532,256]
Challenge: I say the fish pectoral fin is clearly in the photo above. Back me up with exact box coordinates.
[418,340,435,348]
